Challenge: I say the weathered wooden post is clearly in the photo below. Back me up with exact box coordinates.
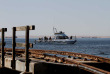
[0,28,7,67]
[25,26,29,72]
[12,27,16,69]
[12,25,35,72]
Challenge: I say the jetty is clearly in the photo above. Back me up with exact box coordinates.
[0,25,110,74]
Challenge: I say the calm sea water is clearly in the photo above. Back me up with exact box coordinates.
[2,38,110,58]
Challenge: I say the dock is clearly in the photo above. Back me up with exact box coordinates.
[0,25,110,74]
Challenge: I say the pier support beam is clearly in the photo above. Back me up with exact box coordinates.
[12,27,16,69]
[1,28,5,67]
[25,26,29,72]
[0,28,7,67]
[11,25,35,72]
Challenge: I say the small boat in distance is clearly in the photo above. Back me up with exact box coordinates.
[37,28,77,44]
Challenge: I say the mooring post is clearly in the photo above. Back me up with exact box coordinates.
[11,25,35,72]
[25,26,29,72]
[0,28,7,67]
[1,28,5,67]
[12,27,16,69]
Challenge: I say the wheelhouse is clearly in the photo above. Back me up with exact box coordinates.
[54,31,69,39]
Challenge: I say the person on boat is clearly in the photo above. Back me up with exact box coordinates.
[44,36,48,41]
[38,38,42,42]
[39,38,41,40]
[44,36,46,40]
[49,37,52,41]
[70,36,72,39]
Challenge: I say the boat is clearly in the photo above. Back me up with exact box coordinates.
[37,28,77,44]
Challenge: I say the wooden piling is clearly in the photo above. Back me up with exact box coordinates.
[12,27,16,69]
[11,25,35,72]
[0,28,7,67]
[25,26,29,72]
[1,28,5,67]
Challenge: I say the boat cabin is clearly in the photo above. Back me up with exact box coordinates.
[54,31,69,39]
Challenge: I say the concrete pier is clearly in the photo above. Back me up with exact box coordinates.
[0,57,92,74]
[0,48,110,74]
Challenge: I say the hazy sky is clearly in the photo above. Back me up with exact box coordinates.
[0,0,110,37]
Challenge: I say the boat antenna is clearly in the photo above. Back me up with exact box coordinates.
[53,27,57,33]
[53,27,55,33]
[55,28,57,33]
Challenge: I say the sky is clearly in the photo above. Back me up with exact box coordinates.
[0,0,110,37]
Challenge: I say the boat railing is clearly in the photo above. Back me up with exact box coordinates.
[37,36,76,42]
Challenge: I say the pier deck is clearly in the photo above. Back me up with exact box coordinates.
[0,48,110,74]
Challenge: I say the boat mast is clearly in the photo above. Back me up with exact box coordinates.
[53,27,57,33]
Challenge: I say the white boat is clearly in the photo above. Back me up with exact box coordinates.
[52,28,76,44]
[37,28,77,44]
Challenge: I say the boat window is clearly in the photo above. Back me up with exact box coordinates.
[56,36,68,39]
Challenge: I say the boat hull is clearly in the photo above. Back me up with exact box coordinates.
[37,40,76,44]
[52,40,76,44]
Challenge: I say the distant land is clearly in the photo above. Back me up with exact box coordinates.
[1,35,110,38]
[76,36,110,38]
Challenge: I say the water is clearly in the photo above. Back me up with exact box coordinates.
[3,38,110,58]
